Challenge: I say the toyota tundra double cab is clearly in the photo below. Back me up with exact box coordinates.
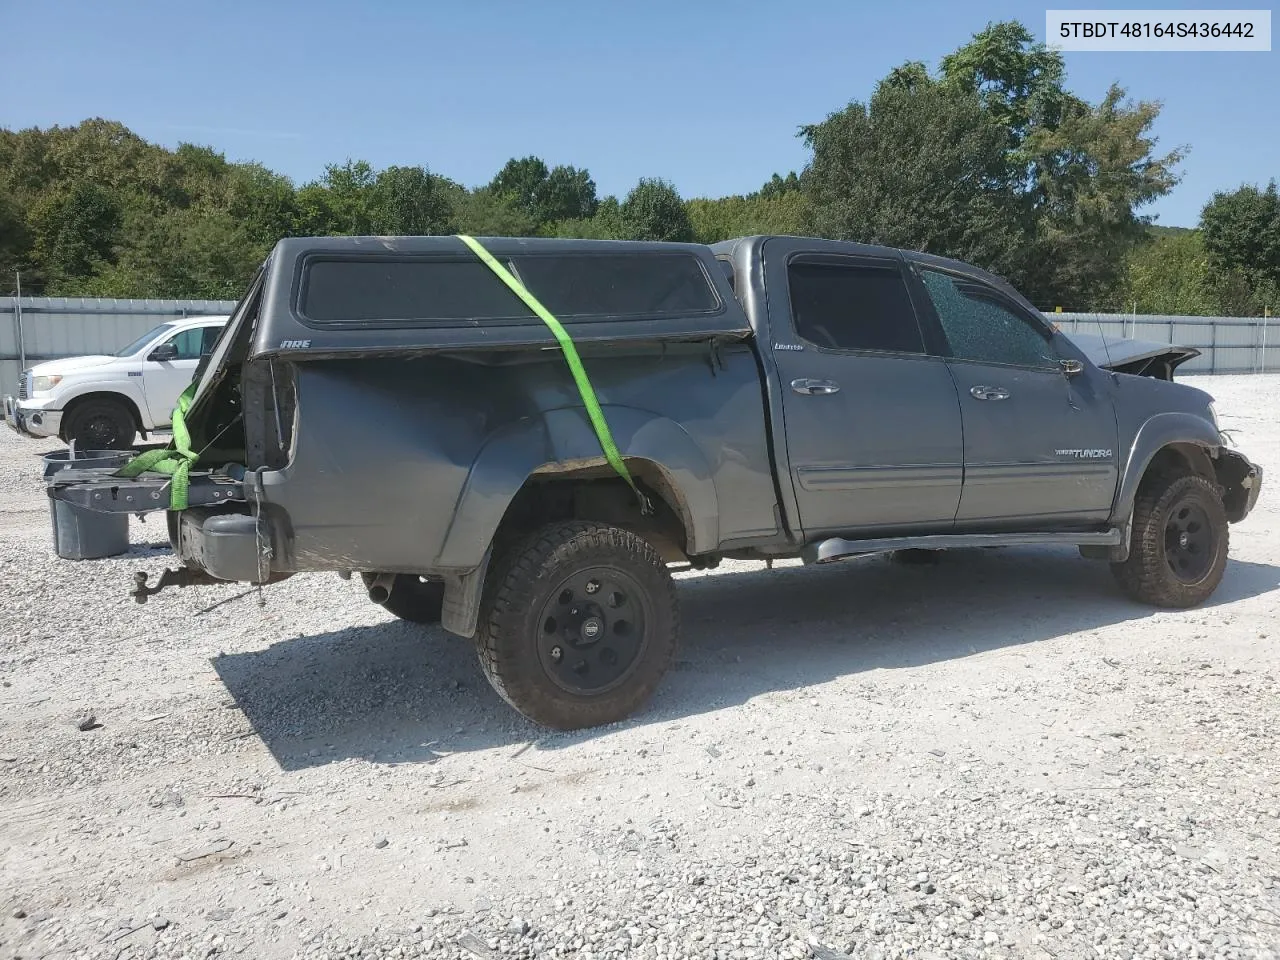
[48,235,1262,729]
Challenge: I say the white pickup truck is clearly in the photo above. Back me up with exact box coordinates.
[4,315,228,449]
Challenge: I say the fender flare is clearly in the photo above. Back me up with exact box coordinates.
[433,404,720,571]
[1110,412,1221,524]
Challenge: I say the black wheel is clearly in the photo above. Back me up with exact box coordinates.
[64,398,135,450]
[475,521,679,730]
[1111,473,1229,608]
[361,573,446,624]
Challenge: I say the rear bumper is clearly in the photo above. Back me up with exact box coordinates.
[177,508,273,583]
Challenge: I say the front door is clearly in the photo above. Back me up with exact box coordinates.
[141,325,217,425]
[912,265,1119,529]
[766,245,964,538]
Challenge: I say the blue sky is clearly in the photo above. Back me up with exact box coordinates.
[2,0,1275,227]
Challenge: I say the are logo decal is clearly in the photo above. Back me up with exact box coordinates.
[773,342,804,352]
[279,339,312,349]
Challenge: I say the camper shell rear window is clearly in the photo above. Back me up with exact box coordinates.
[298,252,721,326]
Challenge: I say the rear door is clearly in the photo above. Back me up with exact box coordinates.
[911,264,1118,529]
[764,240,964,538]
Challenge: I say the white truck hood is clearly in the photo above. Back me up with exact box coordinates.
[28,355,122,376]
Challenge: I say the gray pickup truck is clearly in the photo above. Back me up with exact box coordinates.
[49,235,1262,729]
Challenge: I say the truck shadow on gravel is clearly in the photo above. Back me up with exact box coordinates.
[212,547,1280,771]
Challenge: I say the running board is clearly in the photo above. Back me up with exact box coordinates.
[803,528,1124,564]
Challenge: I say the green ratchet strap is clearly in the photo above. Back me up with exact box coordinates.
[456,235,651,514]
[115,381,199,509]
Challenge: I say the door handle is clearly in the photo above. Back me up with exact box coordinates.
[791,378,840,396]
[970,385,1010,401]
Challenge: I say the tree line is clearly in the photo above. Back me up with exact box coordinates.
[0,21,1274,316]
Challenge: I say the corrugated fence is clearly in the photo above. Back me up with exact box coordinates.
[1,297,237,396]
[1056,313,1277,375]
[2,299,1276,396]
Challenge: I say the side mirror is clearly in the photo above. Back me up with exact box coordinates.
[1059,357,1084,377]
[148,342,179,362]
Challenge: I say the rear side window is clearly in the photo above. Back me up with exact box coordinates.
[787,259,925,354]
[300,253,719,325]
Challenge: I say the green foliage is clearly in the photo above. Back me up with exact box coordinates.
[802,20,1185,308]
[686,193,810,244]
[757,172,801,200]
[1199,182,1280,291]
[619,178,693,242]
[803,81,1031,284]
[488,156,599,226]
[1116,231,1217,315]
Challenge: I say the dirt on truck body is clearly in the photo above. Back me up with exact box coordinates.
[48,234,1263,729]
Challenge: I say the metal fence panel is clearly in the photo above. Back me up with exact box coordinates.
[1058,312,1276,375]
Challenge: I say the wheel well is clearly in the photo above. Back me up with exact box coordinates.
[495,462,693,564]
[1142,442,1215,489]
[60,392,144,440]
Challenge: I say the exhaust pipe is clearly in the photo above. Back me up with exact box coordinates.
[366,572,396,605]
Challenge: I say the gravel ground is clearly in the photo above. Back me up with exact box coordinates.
[2,374,1279,960]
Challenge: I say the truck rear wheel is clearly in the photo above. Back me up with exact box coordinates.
[1110,472,1229,608]
[475,521,679,730]
[361,573,446,624]
[64,397,135,450]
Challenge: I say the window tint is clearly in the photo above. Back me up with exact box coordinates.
[200,325,224,357]
[301,254,719,325]
[514,254,719,316]
[919,270,1053,367]
[303,260,532,324]
[787,260,924,353]
[163,328,205,361]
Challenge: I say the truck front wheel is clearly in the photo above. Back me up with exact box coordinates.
[64,398,135,450]
[475,521,679,730]
[1110,473,1229,608]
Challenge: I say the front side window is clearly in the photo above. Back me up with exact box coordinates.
[787,259,925,354]
[163,328,205,361]
[116,323,174,358]
[919,270,1055,368]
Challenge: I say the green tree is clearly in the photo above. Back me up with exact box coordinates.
[1117,231,1217,315]
[370,165,453,234]
[686,193,810,244]
[452,186,539,237]
[0,188,31,283]
[802,81,1031,282]
[1026,86,1182,307]
[757,172,801,200]
[619,178,693,242]
[29,182,122,283]
[539,165,599,221]
[225,162,299,247]
[803,21,1183,307]
[489,156,598,225]
[1199,182,1280,290]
